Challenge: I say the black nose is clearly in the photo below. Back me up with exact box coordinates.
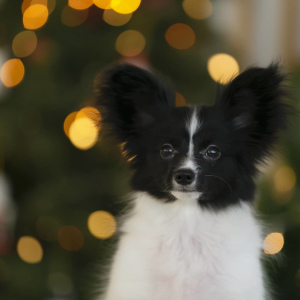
[174,169,195,185]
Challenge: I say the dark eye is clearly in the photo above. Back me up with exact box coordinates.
[205,145,221,160]
[160,144,174,159]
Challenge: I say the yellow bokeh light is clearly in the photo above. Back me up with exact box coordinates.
[17,236,43,264]
[94,0,111,9]
[264,232,284,255]
[110,0,141,14]
[103,9,132,26]
[22,0,56,14]
[274,166,296,193]
[75,106,101,123]
[12,31,38,58]
[23,4,49,30]
[68,0,93,10]
[88,211,117,239]
[115,30,145,57]
[165,23,196,50]
[69,117,99,150]
[61,5,88,27]
[0,59,25,88]
[63,111,77,138]
[207,53,239,84]
[176,92,186,107]
[182,0,212,20]
[58,226,84,251]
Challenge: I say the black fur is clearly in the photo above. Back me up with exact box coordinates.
[95,63,291,210]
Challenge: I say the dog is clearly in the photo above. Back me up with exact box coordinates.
[94,63,290,300]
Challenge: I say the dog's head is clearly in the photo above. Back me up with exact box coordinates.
[96,63,290,209]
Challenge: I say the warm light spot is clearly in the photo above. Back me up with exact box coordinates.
[12,31,38,57]
[68,0,93,10]
[0,59,25,88]
[110,0,141,14]
[63,111,78,138]
[176,92,186,107]
[94,0,111,9]
[264,232,284,255]
[22,0,56,14]
[75,106,101,124]
[17,236,43,264]
[23,4,49,30]
[115,30,145,57]
[69,117,98,150]
[36,216,59,242]
[207,53,239,84]
[61,5,88,27]
[103,9,132,26]
[48,272,73,296]
[182,0,212,20]
[88,211,117,239]
[274,166,296,193]
[58,226,84,251]
[165,23,196,50]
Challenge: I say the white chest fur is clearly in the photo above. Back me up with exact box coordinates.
[100,193,267,300]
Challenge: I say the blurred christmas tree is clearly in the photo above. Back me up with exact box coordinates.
[0,1,299,300]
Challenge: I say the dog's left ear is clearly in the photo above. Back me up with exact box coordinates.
[215,63,291,160]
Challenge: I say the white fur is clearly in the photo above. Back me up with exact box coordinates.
[99,192,266,300]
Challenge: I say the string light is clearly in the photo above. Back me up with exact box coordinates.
[68,0,93,10]
[88,211,117,239]
[23,4,49,30]
[61,5,88,27]
[207,53,239,84]
[165,23,196,50]
[0,58,25,88]
[110,0,141,14]
[58,226,84,251]
[182,0,212,20]
[94,0,111,9]
[103,9,132,26]
[115,30,146,57]
[274,166,296,194]
[264,232,284,255]
[12,31,38,57]
[17,236,43,264]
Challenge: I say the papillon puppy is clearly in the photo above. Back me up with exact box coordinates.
[94,63,290,300]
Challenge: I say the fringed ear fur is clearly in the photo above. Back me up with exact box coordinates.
[215,63,292,161]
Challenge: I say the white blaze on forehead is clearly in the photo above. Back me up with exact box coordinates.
[187,107,200,157]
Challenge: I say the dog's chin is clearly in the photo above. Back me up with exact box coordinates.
[171,190,202,201]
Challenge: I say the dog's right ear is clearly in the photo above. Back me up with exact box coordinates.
[95,64,176,144]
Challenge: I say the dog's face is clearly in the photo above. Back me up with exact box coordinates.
[96,63,289,210]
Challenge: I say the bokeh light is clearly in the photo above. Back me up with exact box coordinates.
[58,226,84,251]
[69,117,99,150]
[207,53,239,84]
[264,232,284,255]
[94,0,111,9]
[110,0,141,14]
[12,31,38,57]
[165,23,196,50]
[274,166,296,194]
[0,58,25,88]
[23,4,49,30]
[176,92,186,107]
[63,111,78,138]
[17,236,43,264]
[68,0,93,10]
[75,106,101,123]
[182,0,212,20]
[88,211,117,239]
[22,0,56,14]
[103,9,132,26]
[61,5,88,27]
[115,30,146,57]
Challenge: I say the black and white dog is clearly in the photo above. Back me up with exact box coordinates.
[95,63,290,300]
